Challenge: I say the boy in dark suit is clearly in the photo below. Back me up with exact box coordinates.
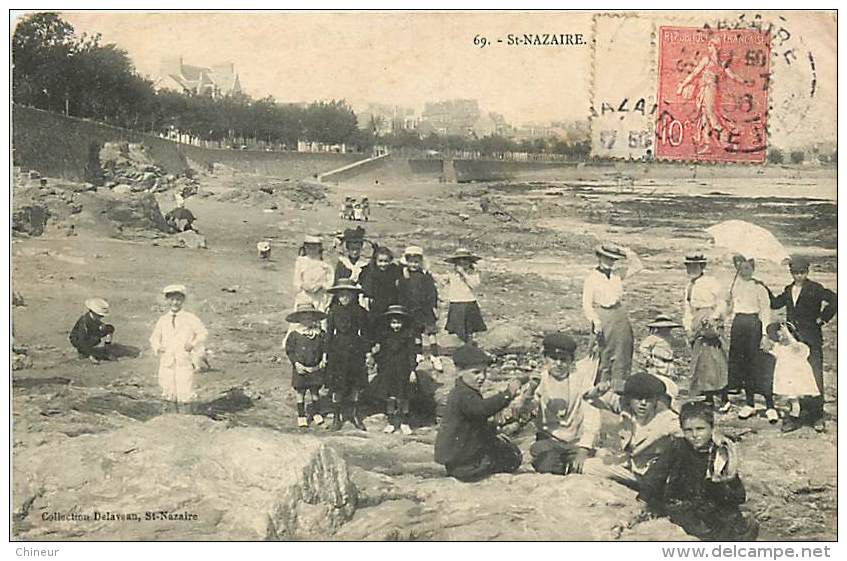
[770,256,837,432]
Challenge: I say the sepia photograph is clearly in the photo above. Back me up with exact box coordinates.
[7,7,838,546]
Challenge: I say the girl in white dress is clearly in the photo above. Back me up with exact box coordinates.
[767,321,819,421]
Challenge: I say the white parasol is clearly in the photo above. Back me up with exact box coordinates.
[706,220,790,263]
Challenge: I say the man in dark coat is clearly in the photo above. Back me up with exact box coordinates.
[434,345,523,482]
[770,256,837,432]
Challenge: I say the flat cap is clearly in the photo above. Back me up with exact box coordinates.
[542,332,577,358]
[788,256,810,272]
[620,373,667,399]
[452,344,492,370]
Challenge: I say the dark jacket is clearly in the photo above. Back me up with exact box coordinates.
[361,263,401,317]
[69,312,113,354]
[638,436,747,510]
[434,379,512,468]
[398,269,438,323]
[285,330,325,368]
[770,280,837,346]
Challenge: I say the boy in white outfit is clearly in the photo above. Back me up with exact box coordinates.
[150,284,208,412]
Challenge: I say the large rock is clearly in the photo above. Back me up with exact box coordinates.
[476,322,536,354]
[12,205,50,237]
[176,230,208,249]
[13,415,357,540]
[104,192,170,232]
[336,472,693,541]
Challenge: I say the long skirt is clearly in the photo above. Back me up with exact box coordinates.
[728,313,762,391]
[596,305,634,387]
[445,301,487,340]
[689,309,729,395]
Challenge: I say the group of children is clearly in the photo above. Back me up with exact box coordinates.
[283,225,491,433]
[340,195,370,222]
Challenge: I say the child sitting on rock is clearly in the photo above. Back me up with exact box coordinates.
[69,298,115,364]
[373,305,418,435]
[398,245,442,372]
[638,401,759,541]
[285,303,327,428]
[325,279,370,431]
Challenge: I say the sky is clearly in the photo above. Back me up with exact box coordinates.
[47,11,836,142]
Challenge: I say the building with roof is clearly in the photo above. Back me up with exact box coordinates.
[154,57,242,98]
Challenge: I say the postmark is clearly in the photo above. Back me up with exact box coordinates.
[655,27,770,163]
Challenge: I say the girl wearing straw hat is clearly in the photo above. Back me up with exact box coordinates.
[582,243,644,392]
[682,254,730,412]
[149,285,208,413]
[285,302,328,428]
[293,234,334,312]
[325,278,370,431]
[69,298,115,364]
[444,248,487,344]
[637,314,682,372]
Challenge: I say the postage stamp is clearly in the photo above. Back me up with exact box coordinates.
[655,27,771,163]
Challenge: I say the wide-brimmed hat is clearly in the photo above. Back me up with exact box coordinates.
[257,241,271,252]
[684,254,708,265]
[647,314,683,329]
[285,302,327,324]
[327,278,363,293]
[620,373,667,400]
[453,344,492,370]
[382,304,411,319]
[595,243,626,260]
[85,298,110,316]
[162,284,187,297]
[404,245,424,257]
[445,248,481,263]
[341,226,366,244]
[302,234,322,245]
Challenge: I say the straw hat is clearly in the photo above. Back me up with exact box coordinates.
[162,284,187,296]
[647,314,683,329]
[327,278,363,293]
[445,248,481,263]
[85,298,110,317]
[404,245,424,257]
[285,302,327,324]
[257,241,271,252]
[595,243,626,260]
[303,234,322,245]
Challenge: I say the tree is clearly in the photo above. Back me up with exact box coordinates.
[789,150,805,165]
[767,148,784,164]
[12,12,77,111]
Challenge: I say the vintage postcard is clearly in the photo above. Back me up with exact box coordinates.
[8,9,837,547]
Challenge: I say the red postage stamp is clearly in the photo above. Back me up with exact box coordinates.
[656,27,771,163]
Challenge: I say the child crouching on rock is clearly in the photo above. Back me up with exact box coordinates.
[285,302,327,428]
[325,278,370,431]
[374,305,418,435]
[638,401,759,541]
[149,285,208,413]
[69,298,115,364]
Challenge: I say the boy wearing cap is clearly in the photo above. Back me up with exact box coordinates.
[582,243,644,392]
[770,256,837,432]
[69,298,115,364]
[530,332,604,476]
[434,345,524,482]
[582,373,680,487]
[373,305,418,435]
[325,278,371,431]
[149,285,208,411]
[398,245,441,371]
[638,402,758,541]
[285,303,328,428]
